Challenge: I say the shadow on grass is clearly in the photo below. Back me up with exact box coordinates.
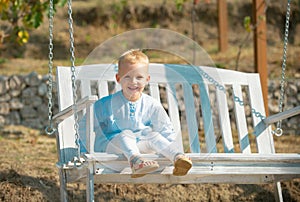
[0,169,60,201]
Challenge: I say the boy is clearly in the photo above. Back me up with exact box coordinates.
[94,49,192,178]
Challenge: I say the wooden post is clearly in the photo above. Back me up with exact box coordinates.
[253,0,268,116]
[218,0,228,52]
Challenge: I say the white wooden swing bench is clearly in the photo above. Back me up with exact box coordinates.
[53,63,300,202]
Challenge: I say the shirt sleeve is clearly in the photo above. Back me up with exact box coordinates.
[150,100,177,142]
[94,96,121,139]
[93,98,114,151]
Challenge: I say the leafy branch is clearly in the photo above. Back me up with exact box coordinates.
[0,0,66,47]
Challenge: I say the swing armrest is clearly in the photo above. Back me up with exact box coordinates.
[53,95,98,123]
[263,105,300,125]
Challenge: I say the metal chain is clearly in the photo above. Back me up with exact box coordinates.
[272,0,291,137]
[45,0,56,135]
[195,66,266,120]
[67,0,81,161]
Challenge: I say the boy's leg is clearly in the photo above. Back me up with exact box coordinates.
[138,132,180,161]
[106,130,159,177]
[106,130,140,160]
[138,132,192,176]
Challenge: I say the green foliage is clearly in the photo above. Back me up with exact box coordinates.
[0,0,66,46]
[243,16,252,32]
[0,57,7,64]
[174,0,187,11]
[111,0,127,20]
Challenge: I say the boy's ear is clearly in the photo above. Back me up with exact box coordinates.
[116,74,120,83]
[146,75,150,82]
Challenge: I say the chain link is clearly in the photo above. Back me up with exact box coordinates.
[67,0,81,161]
[45,0,56,136]
[195,66,266,121]
[272,0,291,137]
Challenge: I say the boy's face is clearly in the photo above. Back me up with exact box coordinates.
[116,62,150,102]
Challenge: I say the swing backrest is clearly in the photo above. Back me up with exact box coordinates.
[56,63,275,164]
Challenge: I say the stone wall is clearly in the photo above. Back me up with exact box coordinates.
[0,72,299,135]
[268,80,300,135]
[0,72,58,129]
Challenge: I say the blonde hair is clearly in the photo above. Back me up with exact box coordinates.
[118,49,149,70]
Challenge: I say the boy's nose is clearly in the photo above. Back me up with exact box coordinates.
[131,77,137,83]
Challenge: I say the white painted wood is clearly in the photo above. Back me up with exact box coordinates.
[97,81,109,99]
[215,85,234,153]
[166,83,183,152]
[274,182,283,202]
[149,83,160,102]
[53,96,98,122]
[232,84,251,154]
[58,168,68,201]
[76,64,117,80]
[85,153,300,163]
[182,82,200,153]
[198,81,217,153]
[86,104,94,153]
[56,67,76,160]
[264,105,300,124]
[86,162,94,202]
[247,74,273,154]
[81,80,91,98]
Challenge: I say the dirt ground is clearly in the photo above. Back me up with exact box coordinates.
[1,1,300,201]
[0,125,299,202]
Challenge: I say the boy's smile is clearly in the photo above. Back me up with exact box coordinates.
[116,62,150,102]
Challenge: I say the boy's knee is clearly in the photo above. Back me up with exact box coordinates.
[119,129,135,138]
[145,131,162,140]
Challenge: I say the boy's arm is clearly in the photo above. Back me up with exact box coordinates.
[151,104,177,142]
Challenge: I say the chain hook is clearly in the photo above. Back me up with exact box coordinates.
[45,125,56,136]
[272,128,283,137]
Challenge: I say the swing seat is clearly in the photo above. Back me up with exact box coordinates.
[54,63,300,202]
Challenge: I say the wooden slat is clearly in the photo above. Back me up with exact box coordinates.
[247,74,273,154]
[97,80,109,98]
[198,81,217,153]
[94,165,300,176]
[182,82,200,153]
[80,80,91,116]
[232,84,251,154]
[149,83,160,102]
[67,166,300,184]
[56,67,74,110]
[80,80,91,98]
[264,106,300,125]
[56,67,76,157]
[76,64,117,80]
[85,153,300,163]
[215,85,234,153]
[53,96,98,122]
[86,104,95,153]
[166,83,183,152]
